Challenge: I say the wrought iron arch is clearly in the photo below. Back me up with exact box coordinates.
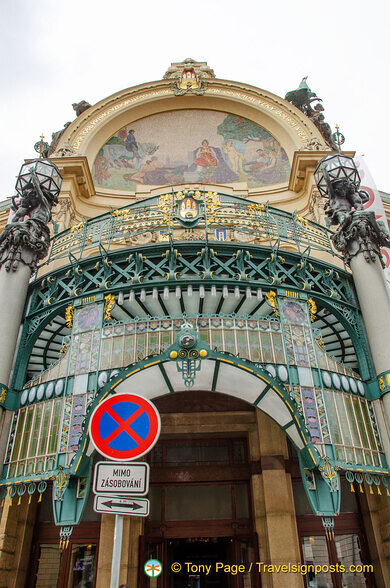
[313,295,373,381]
[72,349,321,479]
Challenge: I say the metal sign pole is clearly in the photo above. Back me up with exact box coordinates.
[89,394,161,588]
[110,514,124,588]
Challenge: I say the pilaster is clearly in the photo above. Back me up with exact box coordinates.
[254,412,303,588]
[358,486,390,588]
[0,494,38,588]
[95,513,142,588]
[95,514,114,588]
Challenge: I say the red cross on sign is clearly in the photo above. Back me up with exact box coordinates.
[89,393,161,461]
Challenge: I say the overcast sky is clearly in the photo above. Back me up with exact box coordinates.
[0,0,389,201]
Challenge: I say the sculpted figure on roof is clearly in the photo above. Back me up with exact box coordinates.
[285,77,337,150]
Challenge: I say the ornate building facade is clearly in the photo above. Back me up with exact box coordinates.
[0,60,390,588]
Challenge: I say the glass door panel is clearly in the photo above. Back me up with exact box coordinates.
[235,538,256,588]
[143,540,163,588]
[301,536,332,588]
[67,544,97,588]
[335,535,367,588]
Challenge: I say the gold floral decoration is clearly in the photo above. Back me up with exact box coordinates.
[204,191,220,224]
[65,305,74,330]
[158,193,174,226]
[265,291,279,317]
[53,467,70,502]
[307,298,317,322]
[104,294,116,320]
[319,456,340,493]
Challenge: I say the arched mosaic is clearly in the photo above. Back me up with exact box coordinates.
[93,110,290,190]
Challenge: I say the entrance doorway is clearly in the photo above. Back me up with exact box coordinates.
[168,537,233,588]
[142,535,258,588]
[142,399,260,588]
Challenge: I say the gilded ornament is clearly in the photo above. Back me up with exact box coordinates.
[65,305,74,330]
[164,59,214,95]
[321,516,335,540]
[0,387,7,404]
[204,191,220,224]
[296,215,308,227]
[176,347,201,387]
[112,207,130,219]
[318,456,340,493]
[59,343,69,356]
[53,467,70,502]
[307,298,317,322]
[248,203,265,215]
[265,291,279,317]
[104,294,115,320]
[158,193,174,226]
[70,222,84,234]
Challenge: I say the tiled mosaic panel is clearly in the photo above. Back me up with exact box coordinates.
[300,387,322,444]
[73,304,102,333]
[67,395,87,454]
[93,110,290,191]
[60,396,72,452]
[315,388,331,444]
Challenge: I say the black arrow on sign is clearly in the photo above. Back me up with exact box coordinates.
[102,499,143,510]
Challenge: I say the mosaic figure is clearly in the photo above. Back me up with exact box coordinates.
[92,110,290,190]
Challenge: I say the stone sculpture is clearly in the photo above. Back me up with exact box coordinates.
[316,160,390,265]
[0,169,58,272]
[285,78,338,150]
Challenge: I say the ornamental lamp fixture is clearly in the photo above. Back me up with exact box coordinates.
[314,153,360,198]
[15,158,62,199]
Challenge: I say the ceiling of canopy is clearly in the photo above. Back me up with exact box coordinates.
[25,287,358,384]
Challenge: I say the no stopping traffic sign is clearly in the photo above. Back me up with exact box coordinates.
[89,393,161,461]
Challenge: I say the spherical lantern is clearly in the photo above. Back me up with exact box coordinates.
[314,154,360,197]
[15,159,62,198]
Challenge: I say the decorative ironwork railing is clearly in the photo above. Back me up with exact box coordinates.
[45,190,335,265]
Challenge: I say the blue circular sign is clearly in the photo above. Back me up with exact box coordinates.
[89,393,161,461]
